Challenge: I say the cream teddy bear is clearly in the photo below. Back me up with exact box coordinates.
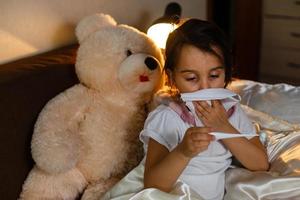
[20,13,164,199]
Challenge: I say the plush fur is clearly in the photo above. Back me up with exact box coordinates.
[20,13,164,200]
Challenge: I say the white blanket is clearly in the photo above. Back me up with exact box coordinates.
[225,106,300,200]
[97,105,300,200]
[83,80,300,200]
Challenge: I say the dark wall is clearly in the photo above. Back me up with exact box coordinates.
[208,0,262,81]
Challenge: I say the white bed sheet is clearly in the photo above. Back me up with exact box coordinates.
[82,80,300,200]
[228,80,300,124]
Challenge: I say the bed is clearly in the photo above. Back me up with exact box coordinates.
[95,80,300,200]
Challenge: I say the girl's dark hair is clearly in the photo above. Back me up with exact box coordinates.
[164,18,232,87]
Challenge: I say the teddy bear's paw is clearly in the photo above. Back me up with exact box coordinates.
[19,166,87,200]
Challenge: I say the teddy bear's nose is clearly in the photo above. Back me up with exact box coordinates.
[145,57,158,70]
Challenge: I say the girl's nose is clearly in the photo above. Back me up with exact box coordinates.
[198,79,209,90]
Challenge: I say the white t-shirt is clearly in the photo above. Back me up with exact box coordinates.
[140,103,256,200]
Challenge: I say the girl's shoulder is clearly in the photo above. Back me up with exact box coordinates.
[141,104,187,151]
[147,104,180,120]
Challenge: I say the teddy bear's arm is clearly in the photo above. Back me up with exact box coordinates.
[31,84,90,174]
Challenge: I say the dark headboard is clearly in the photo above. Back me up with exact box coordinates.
[0,44,79,199]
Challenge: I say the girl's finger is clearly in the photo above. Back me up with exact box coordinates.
[195,109,204,119]
[192,132,214,141]
[194,102,210,119]
[211,100,220,107]
[193,141,210,149]
[212,100,226,112]
[188,126,212,134]
[198,101,211,113]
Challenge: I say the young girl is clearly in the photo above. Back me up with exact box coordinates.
[140,19,269,200]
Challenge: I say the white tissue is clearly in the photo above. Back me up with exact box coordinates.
[209,132,258,140]
[181,88,241,113]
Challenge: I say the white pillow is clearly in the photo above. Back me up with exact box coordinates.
[229,80,300,124]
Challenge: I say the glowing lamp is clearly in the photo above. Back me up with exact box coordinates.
[147,2,181,49]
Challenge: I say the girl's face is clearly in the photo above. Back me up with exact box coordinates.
[172,44,226,93]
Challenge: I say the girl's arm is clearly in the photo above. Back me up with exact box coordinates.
[144,139,189,192]
[144,127,214,192]
[221,133,269,171]
[194,100,269,171]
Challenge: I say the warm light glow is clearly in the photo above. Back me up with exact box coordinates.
[147,23,177,49]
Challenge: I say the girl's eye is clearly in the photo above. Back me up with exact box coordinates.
[210,74,220,79]
[126,50,132,57]
[186,77,197,81]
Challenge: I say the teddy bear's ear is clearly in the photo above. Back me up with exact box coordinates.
[75,13,117,43]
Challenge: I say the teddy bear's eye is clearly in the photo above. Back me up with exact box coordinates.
[126,50,132,57]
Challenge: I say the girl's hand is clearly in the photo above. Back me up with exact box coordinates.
[175,127,214,158]
[193,100,236,133]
